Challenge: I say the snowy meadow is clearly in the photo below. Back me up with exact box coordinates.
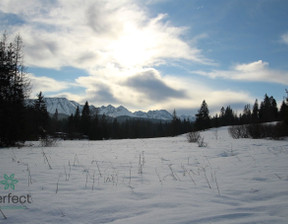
[0,127,287,223]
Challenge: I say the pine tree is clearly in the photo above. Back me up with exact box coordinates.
[0,34,30,146]
[241,104,252,124]
[171,109,181,136]
[281,90,288,124]
[220,107,225,118]
[74,106,80,132]
[67,114,75,135]
[111,119,120,139]
[81,101,90,135]
[259,94,278,122]
[50,109,59,134]
[280,101,287,121]
[252,99,259,122]
[33,92,49,138]
[53,109,58,121]
[89,113,99,140]
[195,100,210,130]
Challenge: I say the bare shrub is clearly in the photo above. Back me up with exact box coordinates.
[229,122,288,140]
[187,131,200,143]
[40,136,58,147]
[248,122,288,139]
[228,125,249,139]
[197,136,207,147]
[187,131,207,147]
[41,149,52,169]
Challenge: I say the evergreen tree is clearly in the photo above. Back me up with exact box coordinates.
[279,101,288,122]
[252,99,259,122]
[218,106,225,126]
[241,104,252,124]
[0,34,30,146]
[53,109,58,121]
[50,109,59,134]
[171,109,181,136]
[224,106,237,125]
[81,101,90,135]
[88,111,100,140]
[259,94,278,122]
[67,114,75,135]
[74,106,81,132]
[99,114,108,139]
[220,107,225,117]
[195,100,210,130]
[82,101,90,118]
[33,92,49,138]
[280,90,288,124]
[111,119,120,139]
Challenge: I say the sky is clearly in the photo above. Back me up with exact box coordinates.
[1,0,288,115]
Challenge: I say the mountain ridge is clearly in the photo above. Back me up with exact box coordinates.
[26,97,188,121]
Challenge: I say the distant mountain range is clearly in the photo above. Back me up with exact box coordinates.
[26,97,194,121]
[27,97,194,121]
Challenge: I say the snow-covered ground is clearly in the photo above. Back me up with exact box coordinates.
[0,127,287,223]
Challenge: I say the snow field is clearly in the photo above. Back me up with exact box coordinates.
[0,127,287,223]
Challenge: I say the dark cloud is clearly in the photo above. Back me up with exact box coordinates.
[77,52,98,64]
[125,70,186,101]
[87,85,119,104]
[26,39,59,59]
[86,2,121,36]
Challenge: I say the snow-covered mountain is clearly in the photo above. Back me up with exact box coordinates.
[26,97,175,121]
[134,110,173,120]
[45,98,84,116]
[26,98,93,116]
[99,105,135,118]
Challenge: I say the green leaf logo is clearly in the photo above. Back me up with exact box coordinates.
[0,174,18,190]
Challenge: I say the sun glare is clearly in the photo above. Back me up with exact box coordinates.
[109,24,156,68]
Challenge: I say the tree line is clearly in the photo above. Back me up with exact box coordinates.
[23,97,193,141]
[49,102,192,140]
[194,93,288,136]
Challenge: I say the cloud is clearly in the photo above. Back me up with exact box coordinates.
[31,65,255,114]
[1,0,210,71]
[124,69,186,101]
[87,86,119,105]
[281,32,288,45]
[53,92,86,104]
[0,0,222,113]
[27,73,71,97]
[162,75,254,112]
[193,60,288,85]
[2,0,257,114]
[234,60,268,72]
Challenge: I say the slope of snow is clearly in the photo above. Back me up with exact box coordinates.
[44,98,80,115]
[25,98,83,116]
[0,127,287,223]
